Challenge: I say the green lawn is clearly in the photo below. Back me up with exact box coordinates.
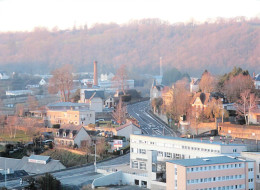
[0,130,32,142]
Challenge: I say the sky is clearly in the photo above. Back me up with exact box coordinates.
[0,0,260,32]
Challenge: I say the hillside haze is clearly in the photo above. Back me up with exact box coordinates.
[0,18,259,76]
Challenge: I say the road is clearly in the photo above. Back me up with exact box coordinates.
[127,100,176,137]
[0,153,130,189]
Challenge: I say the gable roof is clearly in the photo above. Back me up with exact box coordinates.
[116,122,140,131]
[191,92,211,105]
[255,73,260,81]
[85,90,105,99]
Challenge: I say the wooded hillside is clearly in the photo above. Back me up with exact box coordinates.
[0,18,259,76]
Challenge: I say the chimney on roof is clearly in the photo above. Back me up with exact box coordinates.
[93,61,98,86]
[253,72,255,79]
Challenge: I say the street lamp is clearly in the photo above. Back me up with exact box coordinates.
[94,141,97,173]
[5,158,7,188]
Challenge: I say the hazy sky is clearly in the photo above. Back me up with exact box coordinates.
[0,0,260,32]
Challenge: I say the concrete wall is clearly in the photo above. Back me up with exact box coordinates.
[151,181,166,190]
[92,171,123,188]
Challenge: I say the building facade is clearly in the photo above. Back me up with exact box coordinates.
[46,102,95,127]
[130,134,247,171]
[166,156,255,190]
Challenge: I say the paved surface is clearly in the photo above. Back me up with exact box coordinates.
[127,101,176,137]
[0,153,130,189]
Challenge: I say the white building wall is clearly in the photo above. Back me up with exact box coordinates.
[74,127,91,147]
[80,110,95,125]
[117,124,142,139]
[90,98,103,112]
[130,135,247,171]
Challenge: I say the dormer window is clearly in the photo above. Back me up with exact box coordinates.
[56,132,59,137]
[63,132,66,137]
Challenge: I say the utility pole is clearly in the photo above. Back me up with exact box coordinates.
[94,142,97,173]
[5,158,7,188]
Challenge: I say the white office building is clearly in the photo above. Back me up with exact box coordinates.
[130,134,247,171]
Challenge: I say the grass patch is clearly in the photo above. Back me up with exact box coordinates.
[0,130,32,142]
[41,149,113,167]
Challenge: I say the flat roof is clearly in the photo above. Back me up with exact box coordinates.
[167,156,247,167]
[47,102,88,107]
[29,155,50,161]
[131,134,246,146]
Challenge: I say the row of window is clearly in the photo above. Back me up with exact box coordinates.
[187,163,245,172]
[131,161,146,170]
[192,185,246,190]
[131,148,187,159]
[131,139,220,153]
[187,175,244,184]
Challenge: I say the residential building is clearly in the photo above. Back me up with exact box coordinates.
[161,86,174,113]
[0,71,9,79]
[46,102,95,127]
[39,78,48,86]
[100,73,115,81]
[79,89,105,112]
[248,108,260,125]
[104,96,115,108]
[0,155,65,175]
[190,78,200,93]
[254,73,260,89]
[241,152,260,189]
[54,126,92,147]
[116,122,142,139]
[166,156,255,190]
[6,90,33,96]
[130,134,247,171]
[150,79,164,101]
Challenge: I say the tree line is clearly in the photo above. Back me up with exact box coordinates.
[0,18,259,75]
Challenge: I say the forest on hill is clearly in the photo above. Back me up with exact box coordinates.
[0,18,259,76]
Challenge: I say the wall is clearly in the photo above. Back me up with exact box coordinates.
[219,123,260,140]
[74,128,91,147]
[92,171,123,188]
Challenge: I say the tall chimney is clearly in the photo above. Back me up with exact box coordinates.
[93,61,98,86]
[160,57,163,77]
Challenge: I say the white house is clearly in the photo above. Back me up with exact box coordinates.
[116,122,142,139]
[150,79,164,101]
[254,73,260,89]
[0,71,9,79]
[54,126,92,148]
[80,90,105,112]
[190,78,200,93]
[100,73,115,81]
[39,78,47,86]
[6,90,33,96]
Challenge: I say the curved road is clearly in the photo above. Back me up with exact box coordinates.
[127,100,176,137]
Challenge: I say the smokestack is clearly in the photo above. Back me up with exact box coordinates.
[93,61,98,86]
[160,57,163,77]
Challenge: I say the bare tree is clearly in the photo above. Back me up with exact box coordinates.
[15,104,24,117]
[224,74,254,102]
[49,64,74,102]
[112,97,127,125]
[235,90,257,125]
[113,65,128,95]
[6,116,22,139]
[27,95,39,111]
[167,79,191,123]
[199,70,216,93]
